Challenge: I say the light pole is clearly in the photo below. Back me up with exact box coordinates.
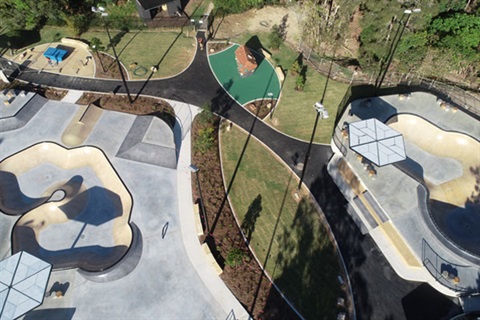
[92,6,132,104]
[189,164,209,236]
[297,102,329,190]
[376,8,421,93]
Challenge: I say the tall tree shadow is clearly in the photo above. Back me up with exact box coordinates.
[241,194,263,244]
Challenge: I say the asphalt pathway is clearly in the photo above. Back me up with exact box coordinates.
[1,31,455,320]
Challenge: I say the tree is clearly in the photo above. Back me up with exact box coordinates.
[0,0,59,30]
[268,24,283,50]
[428,12,480,59]
[90,37,106,73]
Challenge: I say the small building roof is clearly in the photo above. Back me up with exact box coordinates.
[235,45,257,77]
[349,118,406,166]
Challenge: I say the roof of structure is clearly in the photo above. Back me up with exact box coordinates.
[349,118,406,166]
[0,251,52,320]
[235,45,257,76]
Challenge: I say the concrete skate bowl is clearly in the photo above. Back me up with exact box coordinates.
[0,142,133,272]
[387,114,480,258]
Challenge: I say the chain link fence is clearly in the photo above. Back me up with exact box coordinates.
[296,42,480,117]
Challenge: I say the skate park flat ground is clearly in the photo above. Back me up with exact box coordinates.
[0,93,245,319]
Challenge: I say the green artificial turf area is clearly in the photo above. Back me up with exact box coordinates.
[209,44,281,105]
[220,124,342,319]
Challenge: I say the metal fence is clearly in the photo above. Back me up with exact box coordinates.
[296,42,480,117]
[422,239,477,295]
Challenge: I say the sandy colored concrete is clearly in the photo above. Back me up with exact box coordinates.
[14,42,95,77]
[379,221,422,268]
[62,104,104,146]
[388,114,480,208]
[0,142,132,264]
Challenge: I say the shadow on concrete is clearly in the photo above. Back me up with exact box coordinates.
[429,199,480,257]
[401,283,462,320]
[23,307,76,320]
[77,222,142,282]
[47,281,70,297]
[0,171,48,215]
[12,225,129,271]
[349,97,398,122]
[59,186,123,226]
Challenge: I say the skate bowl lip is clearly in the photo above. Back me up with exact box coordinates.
[0,141,134,272]
[386,113,480,259]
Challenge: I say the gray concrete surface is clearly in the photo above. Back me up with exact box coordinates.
[0,95,248,319]
[329,91,480,297]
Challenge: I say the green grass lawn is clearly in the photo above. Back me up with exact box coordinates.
[80,29,195,79]
[266,68,350,143]
[209,44,281,105]
[1,26,195,79]
[220,125,342,320]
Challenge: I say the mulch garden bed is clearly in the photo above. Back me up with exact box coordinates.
[246,99,277,119]
[92,52,126,80]
[191,114,299,320]
[76,92,176,128]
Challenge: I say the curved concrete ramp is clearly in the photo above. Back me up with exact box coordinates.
[0,142,133,271]
[388,114,480,257]
[62,104,103,147]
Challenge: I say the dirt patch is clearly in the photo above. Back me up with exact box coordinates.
[212,5,301,45]
[191,115,299,320]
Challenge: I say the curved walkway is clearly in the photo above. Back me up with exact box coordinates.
[1,31,422,320]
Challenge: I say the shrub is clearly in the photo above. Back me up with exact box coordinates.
[268,25,283,50]
[295,74,306,91]
[290,59,301,75]
[195,127,215,153]
[225,247,245,267]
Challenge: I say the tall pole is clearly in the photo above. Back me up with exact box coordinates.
[376,9,421,94]
[103,17,132,104]
[298,111,321,190]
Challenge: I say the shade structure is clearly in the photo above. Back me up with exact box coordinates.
[43,47,68,63]
[0,252,52,320]
[349,118,406,166]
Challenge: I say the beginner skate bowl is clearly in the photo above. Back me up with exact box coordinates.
[387,114,480,257]
[0,142,133,271]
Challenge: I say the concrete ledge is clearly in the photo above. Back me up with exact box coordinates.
[202,243,223,275]
[275,66,285,83]
[193,203,204,237]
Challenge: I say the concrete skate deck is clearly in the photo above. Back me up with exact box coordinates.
[0,142,132,271]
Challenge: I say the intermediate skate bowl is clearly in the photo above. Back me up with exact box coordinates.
[387,114,480,257]
[0,142,133,271]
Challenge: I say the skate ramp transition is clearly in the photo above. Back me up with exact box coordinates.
[387,114,480,257]
[0,142,133,271]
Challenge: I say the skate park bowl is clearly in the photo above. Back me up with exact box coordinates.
[387,114,480,257]
[0,142,133,271]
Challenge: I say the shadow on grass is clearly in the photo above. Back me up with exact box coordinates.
[272,196,341,319]
[241,194,263,244]
[249,173,293,315]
